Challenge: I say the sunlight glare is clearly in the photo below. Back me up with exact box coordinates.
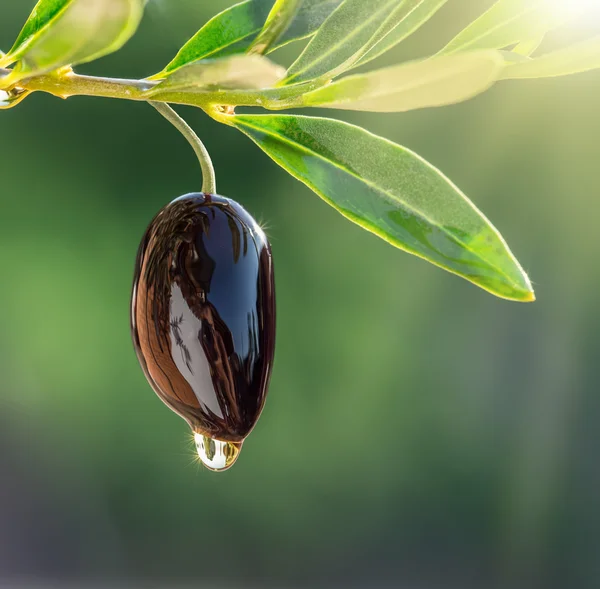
[549,0,600,20]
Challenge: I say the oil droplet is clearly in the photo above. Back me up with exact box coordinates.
[194,432,243,472]
[0,87,30,109]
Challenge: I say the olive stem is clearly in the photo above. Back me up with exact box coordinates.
[0,67,311,110]
[149,101,217,195]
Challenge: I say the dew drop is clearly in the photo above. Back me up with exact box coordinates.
[0,89,10,107]
[0,87,30,109]
[194,432,243,472]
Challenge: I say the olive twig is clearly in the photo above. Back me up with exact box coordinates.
[0,67,317,110]
[149,101,217,195]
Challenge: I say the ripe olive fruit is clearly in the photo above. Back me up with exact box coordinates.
[131,193,275,471]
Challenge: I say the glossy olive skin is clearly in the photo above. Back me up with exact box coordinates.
[131,193,275,443]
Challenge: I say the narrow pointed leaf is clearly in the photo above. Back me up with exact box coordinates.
[283,0,405,85]
[353,0,448,68]
[6,0,143,78]
[440,0,574,55]
[301,51,503,112]
[249,0,303,54]
[158,0,341,76]
[148,55,285,94]
[7,0,73,64]
[227,114,534,301]
[158,1,272,75]
[502,35,600,79]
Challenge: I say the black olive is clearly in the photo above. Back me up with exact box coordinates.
[131,193,275,470]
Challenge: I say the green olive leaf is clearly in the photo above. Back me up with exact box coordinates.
[282,0,449,84]
[147,55,286,95]
[283,0,407,85]
[226,113,534,301]
[502,35,600,79]
[352,0,449,69]
[249,0,303,54]
[6,0,74,65]
[5,0,144,79]
[440,0,577,55]
[157,1,272,76]
[301,50,504,112]
[156,0,342,78]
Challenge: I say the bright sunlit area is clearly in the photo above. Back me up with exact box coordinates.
[554,0,600,19]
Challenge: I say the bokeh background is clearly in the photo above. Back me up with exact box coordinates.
[1,1,599,588]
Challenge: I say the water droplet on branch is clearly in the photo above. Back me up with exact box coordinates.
[0,87,30,109]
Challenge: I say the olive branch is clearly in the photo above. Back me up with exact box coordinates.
[2,0,599,301]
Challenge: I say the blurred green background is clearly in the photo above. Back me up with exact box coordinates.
[1,1,600,588]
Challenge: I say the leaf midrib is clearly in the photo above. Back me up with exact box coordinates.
[168,31,259,72]
[235,116,522,289]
